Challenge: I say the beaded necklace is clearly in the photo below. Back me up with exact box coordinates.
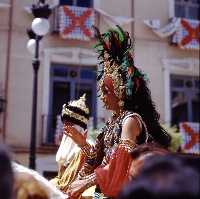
[103,111,127,153]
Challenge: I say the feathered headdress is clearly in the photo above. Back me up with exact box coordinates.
[93,25,147,100]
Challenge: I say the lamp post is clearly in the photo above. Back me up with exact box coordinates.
[0,97,6,113]
[27,0,51,170]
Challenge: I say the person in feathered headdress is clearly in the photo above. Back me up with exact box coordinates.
[64,25,171,198]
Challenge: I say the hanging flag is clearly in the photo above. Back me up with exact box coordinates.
[144,18,180,38]
[173,18,200,50]
[95,8,134,28]
[179,122,200,154]
[59,5,95,40]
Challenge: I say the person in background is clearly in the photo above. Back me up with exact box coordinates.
[13,162,66,199]
[0,144,14,199]
[117,154,200,199]
[50,94,90,193]
[14,172,49,199]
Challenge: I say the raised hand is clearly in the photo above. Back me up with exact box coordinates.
[63,124,87,147]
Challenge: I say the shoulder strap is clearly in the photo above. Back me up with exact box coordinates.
[122,112,149,143]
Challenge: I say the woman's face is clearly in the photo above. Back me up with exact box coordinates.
[100,76,120,111]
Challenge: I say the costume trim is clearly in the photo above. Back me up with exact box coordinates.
[118,139,136,151]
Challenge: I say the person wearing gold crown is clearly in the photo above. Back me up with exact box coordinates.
[63,26,171,198]
[50,94,90,194]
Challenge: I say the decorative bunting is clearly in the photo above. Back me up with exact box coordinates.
[173,18,200,50]
[144,18,180,38]
[179,122,200,154]
[144,18,200,50]
[59,5,95,40]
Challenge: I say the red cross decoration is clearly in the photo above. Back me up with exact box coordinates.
[180,19,200,46]
[180,122,200,154]
[175,18,200,50]
[59,6,95,40]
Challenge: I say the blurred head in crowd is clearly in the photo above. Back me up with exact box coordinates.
[129,143,169,179]
[0,144,14,199]
[118,154,200,199]
[14,172,49,199]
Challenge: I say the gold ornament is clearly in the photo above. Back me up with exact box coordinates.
[118,100,124,108]
[98,60,125,101]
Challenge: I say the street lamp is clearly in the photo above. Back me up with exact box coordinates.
[27,0,51,170]
[0,97,6,113]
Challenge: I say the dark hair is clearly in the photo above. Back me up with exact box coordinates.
[124,76,171,147]
[0,145,14,199]
[118,155,200,199]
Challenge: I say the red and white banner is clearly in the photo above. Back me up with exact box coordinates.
[144,18,200,50]
[179,122,200,154]
[173,18,200,50]
[59,5,95,40]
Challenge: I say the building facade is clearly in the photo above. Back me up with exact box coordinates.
[0,0,199,173]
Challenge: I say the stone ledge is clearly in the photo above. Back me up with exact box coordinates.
[10,144,58,154]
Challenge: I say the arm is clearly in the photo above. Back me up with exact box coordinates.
[121,116,141,141]
[63,125,102,159]
[94,117,141,197]
[68,117,141,197]
[66,132,105,197]
[64,124,105,178]
[78,132,105,179]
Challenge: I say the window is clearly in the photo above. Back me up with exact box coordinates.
[170,75,200,126]
[175,0,200,20]
[46,63,97,144]
[59,0,93,7]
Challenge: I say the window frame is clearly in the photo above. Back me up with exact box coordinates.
[59,0,93,8]
[162,58,199,125]
[170,74,199,125]
[41,47,98,146]
[170,0,200,20]
[46,64,97,144]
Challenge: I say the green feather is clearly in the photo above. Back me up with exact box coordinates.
[116,25,126,42]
